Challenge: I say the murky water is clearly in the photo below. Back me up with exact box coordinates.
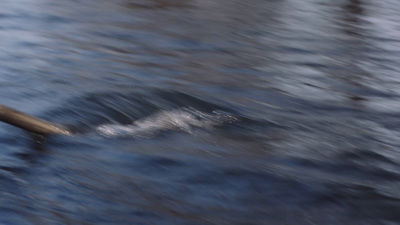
[1,0,400,224]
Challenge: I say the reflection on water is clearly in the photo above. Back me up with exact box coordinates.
[1,0,400,224]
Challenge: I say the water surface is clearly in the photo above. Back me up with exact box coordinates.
[1,0,400,224]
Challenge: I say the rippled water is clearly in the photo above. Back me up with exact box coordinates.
[1,0,400,224]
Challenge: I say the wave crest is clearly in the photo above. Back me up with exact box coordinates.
[96,108,237,137]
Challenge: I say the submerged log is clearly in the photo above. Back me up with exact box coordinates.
[0,104,71,135]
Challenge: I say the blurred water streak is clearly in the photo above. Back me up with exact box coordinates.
[1,0,400,224]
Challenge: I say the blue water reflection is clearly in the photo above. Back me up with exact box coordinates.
[1,0,400,224]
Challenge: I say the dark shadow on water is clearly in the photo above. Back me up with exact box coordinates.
[126,0,193,10]
[320,0,377,104]
[341,0,366,36]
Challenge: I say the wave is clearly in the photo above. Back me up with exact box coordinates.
[96,107,237,138]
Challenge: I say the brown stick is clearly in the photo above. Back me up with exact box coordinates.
[0,104,71,135]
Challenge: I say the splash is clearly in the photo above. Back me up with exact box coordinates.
[96,108,237,137]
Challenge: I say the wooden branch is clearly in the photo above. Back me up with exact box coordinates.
[0,104,71,135]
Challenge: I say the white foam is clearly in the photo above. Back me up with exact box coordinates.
[96,108,237,137]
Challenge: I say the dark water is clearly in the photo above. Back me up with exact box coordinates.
[1,0,400,224]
